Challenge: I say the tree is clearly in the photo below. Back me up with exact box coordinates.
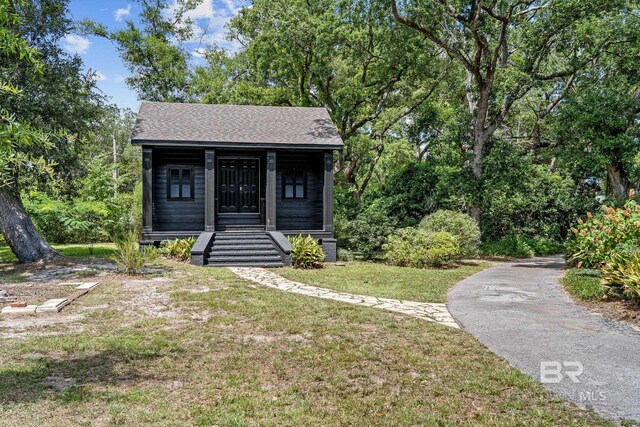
[85,0,195,102]
[0,0,62,262]
[198,0,449,198]
[1,0,106,262]
[390,0,637,220]
[552,25,640,200]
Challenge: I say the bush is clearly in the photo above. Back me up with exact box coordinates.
[112,231,158,274]
[336,208,396,260]
[384,228,461,268]
[419,210,480,257]
[568,196,640,268]
[481,236,565,258]
[160,237,196,262]
[289,235,325,269]
[601,251,640,300]
[337,248,354,262]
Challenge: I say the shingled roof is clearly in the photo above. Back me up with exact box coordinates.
[131,102,344,149]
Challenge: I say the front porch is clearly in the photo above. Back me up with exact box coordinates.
[139,146,337,265]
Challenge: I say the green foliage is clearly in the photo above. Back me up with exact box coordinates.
[481,141,594,243]
[384,229,461,268]
[289,235,325,269]
[420,210,480,257]
[372,162,443,227]
[568,197,640,268]
[160,237,196,262]
[601,251,640,300]
[336,208,396,260]
[84,0,193,102]
[112,231,157,274]
[563,269,606,301]
[23,191,109,245]
[481,236,535,258]
[481,236,565,258]
[336,248,354,262]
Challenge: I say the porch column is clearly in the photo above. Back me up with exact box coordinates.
[323,151,334,233]
[142,147,153,234]
[205,149,215,232]
[266,150,277,231]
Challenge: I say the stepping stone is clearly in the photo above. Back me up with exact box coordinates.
[2,305,38,315]
[75,282,99,291]
[36,298,69,313]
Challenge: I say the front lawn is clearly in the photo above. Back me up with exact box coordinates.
[274,261,490,303]
[0,259,604,426]
[0,243,116,263]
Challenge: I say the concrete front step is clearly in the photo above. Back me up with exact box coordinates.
[209,250,280,257]
[203,232,286,267]
[210,244,275,251]
[207,261,285,268]
[208,255,283,263]
[214,234,271,241]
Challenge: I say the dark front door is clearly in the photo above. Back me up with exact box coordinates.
[218,158,259,214]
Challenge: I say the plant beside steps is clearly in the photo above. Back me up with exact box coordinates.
[207,233,285,267]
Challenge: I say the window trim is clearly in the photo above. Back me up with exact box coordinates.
[167,166,195,201]
[282,168,307,200]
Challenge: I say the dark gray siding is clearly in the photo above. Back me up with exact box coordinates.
[276,151,323,230]
[153,148,205,231]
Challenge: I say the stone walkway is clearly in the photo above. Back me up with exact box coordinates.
[448,256,640,422]
[229,267,459,328]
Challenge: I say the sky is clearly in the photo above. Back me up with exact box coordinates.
[66,0,245,112]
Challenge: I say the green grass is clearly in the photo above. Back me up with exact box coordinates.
[0,243,116,263]
[0,260,607,426]
[563,268,606,300]
[274,261,490,303]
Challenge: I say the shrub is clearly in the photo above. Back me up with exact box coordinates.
[384,228,461,268]
[481,236,564,258]
[289,235,325,269]
[568,195,640,268]
[419,210,480,257]
[160,237,196,262]
[601,252,640,300]
[337,248,354,262]
[112,231,158,274]
[336,208,395,260]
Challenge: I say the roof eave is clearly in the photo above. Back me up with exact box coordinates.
[130,139,344,150]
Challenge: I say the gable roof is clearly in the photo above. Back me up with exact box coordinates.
[131,102,344,149]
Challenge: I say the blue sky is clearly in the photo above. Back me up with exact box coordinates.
[65,1,245,112]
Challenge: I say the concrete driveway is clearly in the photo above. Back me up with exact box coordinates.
[448,256,640,422]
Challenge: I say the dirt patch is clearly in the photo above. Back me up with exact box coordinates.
[0,258,116,284]
[119,276,181,319]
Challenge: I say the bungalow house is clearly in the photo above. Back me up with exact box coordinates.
[131,102,344,267]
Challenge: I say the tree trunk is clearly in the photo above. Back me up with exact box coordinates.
[606,161,630,199]
[0,186,60,263]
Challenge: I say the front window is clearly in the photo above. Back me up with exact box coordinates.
[283,168,306,199]
[168,167,194,200]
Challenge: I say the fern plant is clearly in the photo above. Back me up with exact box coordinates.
[160,237,196,262]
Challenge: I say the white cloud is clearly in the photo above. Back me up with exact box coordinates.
[165,0,245,53]
[115,75,127,83]
[114,4,131,21]
[92,71,107,81]
[61,34,91,55]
